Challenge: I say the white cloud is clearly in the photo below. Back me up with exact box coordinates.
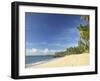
[26,48,65,56]
[26,48,37,56]
[43,48,49,54]
[31,48,37,53]
[43,48,65,55]
[26,48,37,53]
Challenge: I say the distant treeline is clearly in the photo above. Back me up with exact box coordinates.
[54,16,89,57]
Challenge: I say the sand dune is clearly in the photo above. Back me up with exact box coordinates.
[26,53,89,68]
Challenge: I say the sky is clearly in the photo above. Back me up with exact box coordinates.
[25,12,87,56]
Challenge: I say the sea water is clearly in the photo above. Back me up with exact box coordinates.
[25,55,55,64]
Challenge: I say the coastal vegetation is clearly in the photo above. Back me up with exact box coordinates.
[55,16,89,57]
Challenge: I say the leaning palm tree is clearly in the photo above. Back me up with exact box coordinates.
[77,24,89,52]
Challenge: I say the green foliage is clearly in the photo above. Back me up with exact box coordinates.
[77,24,89,52]
[54,51,66,57]
[81,15,89,22]
[77,24,89,41]
[66,46,84,55]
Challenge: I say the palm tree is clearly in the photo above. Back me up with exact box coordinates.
[81,15,89,22]
[77,24,89,52]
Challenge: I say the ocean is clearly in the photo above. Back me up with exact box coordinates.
[25,55,56,64]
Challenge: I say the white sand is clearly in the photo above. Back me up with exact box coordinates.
[26,53,89,68]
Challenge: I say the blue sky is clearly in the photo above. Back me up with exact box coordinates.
[25,12,87,55]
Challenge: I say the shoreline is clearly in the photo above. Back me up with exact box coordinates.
[26,53,89,68]
[25,57,61,68]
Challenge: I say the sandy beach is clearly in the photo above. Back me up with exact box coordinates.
[26,53,89,68]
